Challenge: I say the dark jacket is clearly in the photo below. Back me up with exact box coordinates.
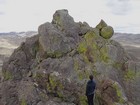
[86,80,96,96]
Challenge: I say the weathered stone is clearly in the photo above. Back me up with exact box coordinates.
[78,21,92,35]
[1,81,19,105]
[38,22,76,58]
[96,19,107,30]
[52,9,80,41]
[101,26,114,39]
[123,61,140,105]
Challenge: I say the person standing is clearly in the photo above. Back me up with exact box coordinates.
[86,75,96,105]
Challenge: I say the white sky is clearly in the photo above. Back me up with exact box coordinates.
[0,0,140,33]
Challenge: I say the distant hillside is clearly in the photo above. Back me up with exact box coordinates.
[113,33,140,45]
[0,31,37,37]
[112,33,140,61]
[0,31,37,78]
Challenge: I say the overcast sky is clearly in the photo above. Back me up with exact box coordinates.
[0,0,140,33]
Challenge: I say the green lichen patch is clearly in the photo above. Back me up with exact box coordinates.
[48,75,64,98]
[79,96,88,105]
[124,70,136,80]
[77,41,87,53]
[92,69,100,77]
[96,19,108,30]
[3,71,13,80]
[77,31,109,63]
[35,72,64,99]
[112,82,126,104]
[49,75,58,90]
[99,46,110,63]
[54,14,61,25]
[47,51,63,58]
[21,98,27,105]
[100,26,114,39]
[53,13,64,31]
[78,70,89,80]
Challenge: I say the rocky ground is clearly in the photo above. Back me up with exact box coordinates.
[0,10,140,105]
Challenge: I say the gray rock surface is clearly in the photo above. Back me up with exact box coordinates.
[0,9,139,105]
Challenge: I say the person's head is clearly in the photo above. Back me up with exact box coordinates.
[89,75,93,80]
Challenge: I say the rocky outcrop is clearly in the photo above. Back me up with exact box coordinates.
[0,9,139,105]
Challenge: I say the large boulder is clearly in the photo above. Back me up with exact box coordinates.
[0,9,139,105]
[101,26,114,39]
[96,19,114,39]
[96,19,107,30]
[38,22,75,58]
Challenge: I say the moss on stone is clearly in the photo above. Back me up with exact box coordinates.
[78,31,98,63]
[57,91,64,98]
[21,98,27,105]
[35,72,65,99]
[100,26,114,39]
[112,82,125,103]
[79,96,88,105]
[49,75,57,90]
[78,71,85,80]
[100,46,109,63]
[3,71,12,80]
[53,13,64,31]
[84,31,99,48]
[124,70,136,80]
[54,14,61,25]
[77,41,87,53]
[77,31,110,63]
[83,54,91,64]
[92,69,99,77]
[54,51,63,58]
[48,75,64,98]
[47,51,63,58]
[77,70,89,80]
[96,19,107,30]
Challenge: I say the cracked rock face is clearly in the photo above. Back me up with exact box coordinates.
[0,9,139,105]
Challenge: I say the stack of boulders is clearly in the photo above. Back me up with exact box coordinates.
[96,19,114,39]
[0,9,139,105]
